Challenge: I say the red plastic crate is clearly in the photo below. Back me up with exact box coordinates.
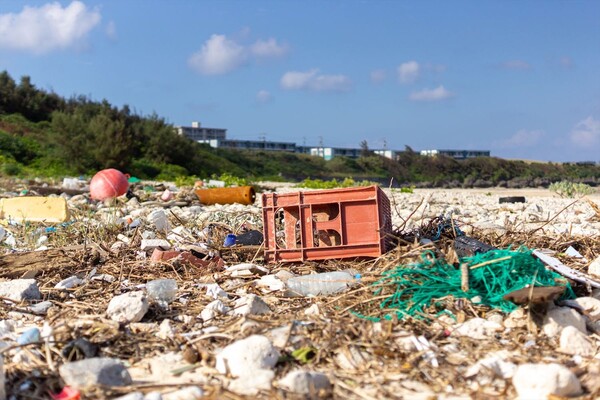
[262,185,393,262]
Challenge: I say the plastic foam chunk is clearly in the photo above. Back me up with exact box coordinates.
[0,196,69,223]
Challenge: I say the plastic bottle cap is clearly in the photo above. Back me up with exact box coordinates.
[223,234,237,247]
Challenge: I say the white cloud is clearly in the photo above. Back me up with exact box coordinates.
[280,69,351,92]
[409,85,453,101]
[250,38,288,58]
[188,34,247,75]
[256,90,272,103]
[496,129,545,148]
[189,34,288,75]
[397,61,420,84]
[570,116,600,147]
[0,1,101,54]
[370,69,386,84]
[501,60,531,70]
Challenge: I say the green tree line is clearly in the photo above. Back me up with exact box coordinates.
[1,70,599,187]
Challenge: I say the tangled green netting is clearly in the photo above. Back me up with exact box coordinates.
[360,247,574,321]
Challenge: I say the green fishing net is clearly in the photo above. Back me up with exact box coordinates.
[362,247,574,321]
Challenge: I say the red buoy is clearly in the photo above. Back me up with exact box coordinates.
[89,169,129,200]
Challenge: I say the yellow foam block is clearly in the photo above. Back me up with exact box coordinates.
[0,197,70,223]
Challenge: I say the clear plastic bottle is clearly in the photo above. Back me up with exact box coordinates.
[146,279,178,307]
[285,270,359,297]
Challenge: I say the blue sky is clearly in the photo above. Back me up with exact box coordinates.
[0,1,599,162]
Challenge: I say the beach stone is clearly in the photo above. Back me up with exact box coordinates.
[162,386,204,400]
[453,318,503,340]
[227,263,269,277]
[140,238,171,252]
[504,308,528,329]
[156,319,176,340]
[0,320,16,338]
[106,291,149,323]
[512,363,582,399]
[216,335,279,377]
[228,369,275,395]
[200,299,230,322]
[113,393,144,400]
[59,357,132,389]
[542,306,587,338]
[589,256,600,278]
[564,297,600,322]
[278,370,332,395]
[232,294,271,316]
[559,326,595,357]
[0,279,41,302]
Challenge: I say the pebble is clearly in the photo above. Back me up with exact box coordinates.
[156,319,176,340]
[16,327,40,345]
[162,386,204,400]
[106,291,149,323]
[54,276,85,290]
[589,256,600,278]
[232,294,271,316]
[200,300,230,322]
[59,357,132,389]
[503,308,528,329]
[559,326,596,357]
[542,306,587,338]
[512,363,582,399]
[278,370,332,395]
[227,263,269,277]
[140,238,171,252]
[228,369,275,395]
[216,335,279,377]
[564,296,600,321]
[113,393,144,400]
[453,318,503,340]
[0,279,41,302]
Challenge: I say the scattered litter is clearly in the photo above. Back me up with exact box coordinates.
[285,270,360,297]
[0,180,598,399]
[146,279,178,308]
[89,169,129,201]
[499,196,526,204]
[195,186,256,205]
[0,196,69,223]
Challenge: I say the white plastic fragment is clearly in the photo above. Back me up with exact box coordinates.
[204,283,228,299]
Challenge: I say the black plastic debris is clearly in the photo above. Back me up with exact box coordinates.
[236,229,264,245]
[499,196,526,204]
[62,338,99,361]
[454,235,496,258]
